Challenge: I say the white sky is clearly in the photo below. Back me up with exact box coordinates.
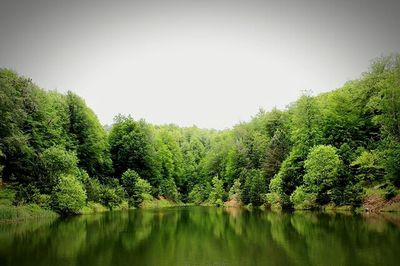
[1,0,399,129]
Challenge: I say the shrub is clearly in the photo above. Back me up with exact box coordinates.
[100,186,122,209]
[84,178,103,203]
[159,177,180,202]
[133,177,152,206]
[121,169,153,206]
[188,184,208,204]
[385,184,397,200]
[39,146,79,193]
[290,186,317,210]
[228,179,241,201]
[51,174,86,215]
[188,184,205,204]
[208,176,226,204]
[14,184,40,205]
[121,169,140,198]
[351,150,384,184]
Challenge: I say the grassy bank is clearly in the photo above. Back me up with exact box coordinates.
[140,198,189,209]
[0,204,58,222]
[0,187,58,222]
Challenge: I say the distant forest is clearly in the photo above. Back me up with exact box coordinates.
[0,55,399,214]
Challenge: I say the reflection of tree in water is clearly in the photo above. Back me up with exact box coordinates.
[268,211,400,266]
[0,208,400,266]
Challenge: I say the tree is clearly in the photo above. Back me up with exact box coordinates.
[228,179,241,201]
[208,176,226,205]
[39,146,79,193]
[303,145,342,204]
[121,169,153,207]
[51,174,86,215]
[290,185,317,210]
[249,170,267,206]
[109,115,159,186]
[351,150,384,184]
[159,177,180,202]
[66,92,112,179]
[188,182,211,204]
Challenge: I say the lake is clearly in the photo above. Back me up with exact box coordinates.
[0,207,399,266]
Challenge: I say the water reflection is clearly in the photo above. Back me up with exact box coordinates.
[0,207,399,266]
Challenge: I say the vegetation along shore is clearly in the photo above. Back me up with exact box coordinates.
[1,55,400,222]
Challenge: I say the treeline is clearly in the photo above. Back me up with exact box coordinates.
[0,55,399,214]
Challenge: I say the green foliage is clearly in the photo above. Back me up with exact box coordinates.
[351,150,384,184]
[250,170,267,206]
[39,146,79,192]
[120,169,152,207]
[14,184,40,205]
[188,183,210,204]
[41,146,78,176]
[240,169,267,206]
[121,169,140,199]
[384,184,397,200]
[290,186,317,210]
[228,179,241,201]
[133,178,153,206]
[109,115,158,186]
[159,177,180,202]
[51,175,86,215]
[208,176,226,204]
[66,92,112,178]
[303,145,342,204]
[272,148,306,204]
[121,169,153,207]
[100,186,122,209]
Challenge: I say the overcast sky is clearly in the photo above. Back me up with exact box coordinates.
[1,0,399,129]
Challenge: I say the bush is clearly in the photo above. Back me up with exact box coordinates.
[385,184,397,200]
[188,184,205,204]
[240,169,267,206]
[121,169,140,198]
[14,184,40,205]
[188,183,209,204]
[51,174,86,215]
[351,150,384,184]
[36,194,52,209]
[208,176,226,204]
[228,179,241,201]
[290,186,317,210]
[133,178,152,206]
[159,177,180,202]
[99,186,122,209]
[250,170,267,206]
[122,169,154,207]
[84,178,103,203]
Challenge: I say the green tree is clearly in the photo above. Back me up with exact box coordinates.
[159,177,180,202]
[39,146,79,193]
[109,115,159,186]
[209,176,226,205]
[290,185,317,210]
[66,92,112,179]
[303,145,342,204]
[51,174,86,215]
[228,179,241,201]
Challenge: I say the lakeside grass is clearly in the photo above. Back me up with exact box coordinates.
[140,198,190,209]
[0,204,58,222]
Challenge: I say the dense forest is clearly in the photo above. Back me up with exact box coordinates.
[0,55,399,215]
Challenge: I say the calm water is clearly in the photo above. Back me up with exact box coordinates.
[0,207,400,266]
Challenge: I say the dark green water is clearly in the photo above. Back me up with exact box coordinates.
[0,207,400,266]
